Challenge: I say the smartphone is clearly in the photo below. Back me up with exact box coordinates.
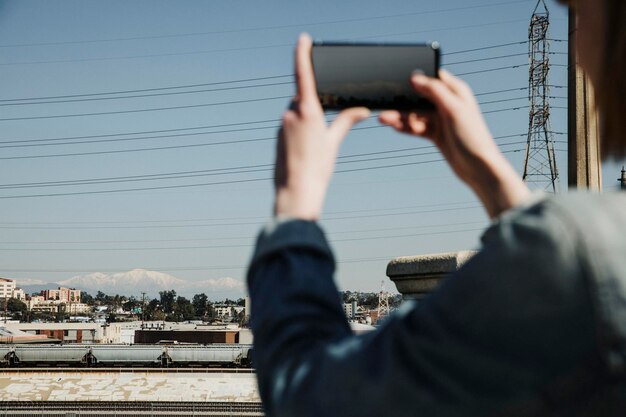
[311,41,440,111]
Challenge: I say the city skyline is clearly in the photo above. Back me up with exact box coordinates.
[0,0,620,295]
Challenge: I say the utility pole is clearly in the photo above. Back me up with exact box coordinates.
[141,291,146,329]
[523,0,559,193]
[567,7,602,190]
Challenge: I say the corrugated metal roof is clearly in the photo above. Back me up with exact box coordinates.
[0,371,260,402]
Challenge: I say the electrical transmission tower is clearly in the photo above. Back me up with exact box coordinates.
[377,281,390,320]
[523,0,559,192]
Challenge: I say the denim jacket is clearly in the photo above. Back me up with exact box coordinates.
[247,192,626,416]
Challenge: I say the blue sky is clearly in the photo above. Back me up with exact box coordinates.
[0,0,621,298]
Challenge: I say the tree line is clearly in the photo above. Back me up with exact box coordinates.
[2,290,246,324]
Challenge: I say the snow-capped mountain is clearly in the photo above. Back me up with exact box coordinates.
[57,269,244,298]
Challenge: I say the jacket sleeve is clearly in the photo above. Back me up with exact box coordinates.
[247,202,597,417]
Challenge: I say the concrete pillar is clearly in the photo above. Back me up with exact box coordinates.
[568,8,603,191]
[386,251,476,299]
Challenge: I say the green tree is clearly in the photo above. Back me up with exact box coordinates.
[207,302,216,320]
[7,298,27,321]
[159,290,176,314]
[7,298,27,314]
[55,303,67,323]
[95,291,108,304]
[123,296,141,313]
[81,292,95,306]
[143,298,160,321]
[192,293,208,318]
[168,296,194,322]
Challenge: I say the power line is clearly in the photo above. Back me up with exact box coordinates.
[474,85,567,97]
[0,20,531,67]
[0,137,528,190]
[0,147,441,190]
[0,223,486,249]
[0,99,527,151]
[1,247,485,274]
[0,221,485,244]
[0,81,293,107]
[0,118,283,146]
[0,85,539,147]
[445,52,527,66]
[0,126,526,161]
[0,94,292,122]
[0,72,526,123]
[0,75,292,103]
[444,41,526,55]
[0,200,479,226]
[455,63,524,76]
[0,53,533,107]
[0,227,486,251]
[0,46,531,106]
[0,205,483,229]
[479,96,527,106]
[0,1,530,49]
[0,124,280,149]
[0,150,522,199]
[483,106,527,114]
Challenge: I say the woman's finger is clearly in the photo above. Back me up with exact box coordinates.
[379,111,435,138]
[439,70,474,101]
[378,110,404,130]
[410,73,459,116]
[328,107,371,146]
[294,33,317,105]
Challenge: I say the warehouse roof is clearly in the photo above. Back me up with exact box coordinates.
[0,371,260,402]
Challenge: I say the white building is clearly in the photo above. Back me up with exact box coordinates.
[29,300,92,315]
[6,322,124,344]
[42,287,81,302]
[214,305,244,318]
[0,278,16,300]
[343,301,358,319]
[12,288,25,301]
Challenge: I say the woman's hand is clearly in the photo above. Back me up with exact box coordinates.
[379,71,530,219]
[274,34,370,220]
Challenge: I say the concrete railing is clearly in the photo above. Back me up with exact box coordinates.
[386,251,477,299]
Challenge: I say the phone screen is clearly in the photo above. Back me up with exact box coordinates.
[312,42,439,111]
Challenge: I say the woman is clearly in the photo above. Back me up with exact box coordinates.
[247,0,626,415]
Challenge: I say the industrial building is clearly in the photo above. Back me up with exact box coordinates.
[0,370,262,416]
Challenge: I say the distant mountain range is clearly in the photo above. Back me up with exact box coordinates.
[16,269,244,299]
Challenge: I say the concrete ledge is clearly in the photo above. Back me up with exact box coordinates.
[386,251,477,298]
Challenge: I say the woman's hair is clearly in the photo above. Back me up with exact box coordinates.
[600,0,626,159]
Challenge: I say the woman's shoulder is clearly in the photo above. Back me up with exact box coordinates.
[535,191,626,234]
[482,191,626,275]
[487,191,626,377]
[496,191,626,234]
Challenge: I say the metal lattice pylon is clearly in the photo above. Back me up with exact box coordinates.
[377,280,390,319]
[522,0,559,192]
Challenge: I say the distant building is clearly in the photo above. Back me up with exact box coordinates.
[27,292,91,315]
[214,304,244,318]
[0,278,16,300]
[134,324,244,344]
[12,288,25,301]
[343,301,358,320]
[29,300,91,315]
[41,287,81,302]
[27,295,45,311]
[7,322,123,344]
